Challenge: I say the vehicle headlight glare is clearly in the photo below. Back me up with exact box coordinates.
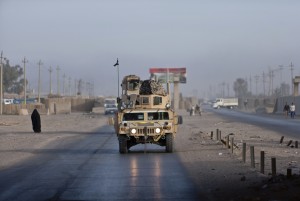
[155,128,161,134]
[131,128,137,134]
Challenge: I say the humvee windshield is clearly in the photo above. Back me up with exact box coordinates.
[147,112,169,120]
[123,113,144,121]
[123,112,169,121]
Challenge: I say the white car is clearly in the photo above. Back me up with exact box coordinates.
[104,104,118,115]
[4,99,14,105]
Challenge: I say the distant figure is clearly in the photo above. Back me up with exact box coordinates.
[190,106,195,116]
[244,99,248,109]
[290,102,296,119]
[195,104,201,116]
[31,108,41,133]
[283,102,290,118]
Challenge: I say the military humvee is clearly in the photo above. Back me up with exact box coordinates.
[113,75,183,153]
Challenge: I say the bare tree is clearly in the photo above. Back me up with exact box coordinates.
[233,78,248,98]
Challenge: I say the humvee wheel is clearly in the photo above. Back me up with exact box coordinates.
[118,135,128,154]
[165,133,173,153]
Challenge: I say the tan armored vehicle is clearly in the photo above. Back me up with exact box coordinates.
[113,75,183,153]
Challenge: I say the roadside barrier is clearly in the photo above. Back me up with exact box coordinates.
[260,151,265,174]
[211,129,299,179]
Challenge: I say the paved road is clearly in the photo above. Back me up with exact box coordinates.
[206,106,300,139]
[0,123,201,201]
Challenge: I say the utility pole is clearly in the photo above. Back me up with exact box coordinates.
[56,66,60,95]
[68,76,71,96]
[113,58,119,97]
[267,68,273,96]
[290,62,294,95]
[48,66,53,95]
[75,79,77,95]
[262,71,266,97]
[37,60,43,103]
[227,83,229,97]
[0,51,6,115]
[221,82,225,98]
[63,73,66,96]
[249,75,252,95]
[22,57,28,104]
[270,69,275,96]
[254,75,259,96]
[278,65,284,97]
[78,79,83,96]
[86,82,89,97]
[92,81,94,97]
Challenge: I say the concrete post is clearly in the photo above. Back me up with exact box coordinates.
[173,81,179,110]
[293,76,300,96]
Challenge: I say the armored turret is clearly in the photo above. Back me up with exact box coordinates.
[120,75,171,110]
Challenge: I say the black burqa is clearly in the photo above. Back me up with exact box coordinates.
[31,109,41,133]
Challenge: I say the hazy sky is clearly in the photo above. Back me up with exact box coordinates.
[1,0,299,98]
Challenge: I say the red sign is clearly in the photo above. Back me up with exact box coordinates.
[149,68,187,83]
[149,68,186,74]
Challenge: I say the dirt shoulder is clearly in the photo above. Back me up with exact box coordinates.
[176,109,300,201]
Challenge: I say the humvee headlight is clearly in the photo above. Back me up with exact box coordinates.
[155,128,161,134]
[131,128,137,134]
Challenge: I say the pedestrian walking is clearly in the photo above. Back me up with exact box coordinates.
[283,102,290,118]
[290,102,296,119]
[31,108,41,133]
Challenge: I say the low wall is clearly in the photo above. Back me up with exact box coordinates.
[237,98,276,113]
[238,96,300,114]
[2,97,96,115]
[44,98,71,114]
[2,104,48,115]
[71,98,95,112]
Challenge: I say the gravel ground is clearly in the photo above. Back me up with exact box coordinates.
[0,109,300,201]
[176,109,300,201]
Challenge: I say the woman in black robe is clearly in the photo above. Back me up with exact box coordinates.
[31,108,41,133]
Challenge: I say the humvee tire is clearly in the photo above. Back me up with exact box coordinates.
[165,133,173,153]
[118,135,128,154]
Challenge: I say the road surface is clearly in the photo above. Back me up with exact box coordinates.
[1,109,299,201]
[0,122,201,201]
[207,106,300,139]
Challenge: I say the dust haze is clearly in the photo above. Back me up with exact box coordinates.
[1,0,299,98]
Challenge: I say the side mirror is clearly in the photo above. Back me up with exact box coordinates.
[177,116,183,124]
